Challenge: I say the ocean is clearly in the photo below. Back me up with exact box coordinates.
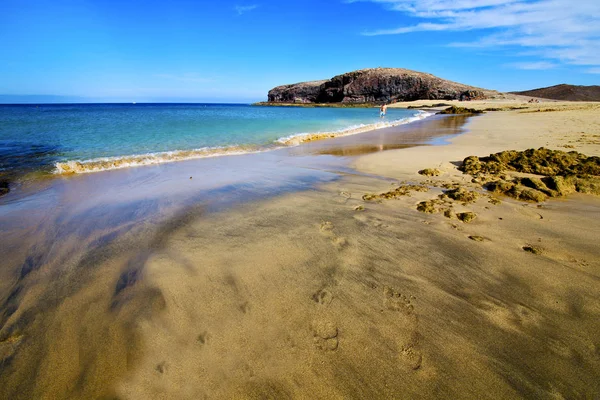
[0,103,429,181]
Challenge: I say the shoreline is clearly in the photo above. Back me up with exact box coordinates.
[0,107,429,189]
[52,110,433,175]
[1,101,600,398]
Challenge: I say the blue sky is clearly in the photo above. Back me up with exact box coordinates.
[1,0,598,102]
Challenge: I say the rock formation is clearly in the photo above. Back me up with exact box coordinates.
[267,68,496,104]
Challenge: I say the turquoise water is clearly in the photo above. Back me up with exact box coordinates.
[0,103,426,177]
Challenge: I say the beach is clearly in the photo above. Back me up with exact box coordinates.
[1,100,600,399]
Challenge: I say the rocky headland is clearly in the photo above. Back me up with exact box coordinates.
[265,68,498,104]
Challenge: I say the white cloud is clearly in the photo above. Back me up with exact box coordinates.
[235,4,258,15]
[506,61,557,70]
[586,68,600,74]
[355,0,600,69]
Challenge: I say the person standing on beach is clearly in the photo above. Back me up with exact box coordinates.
[380,103,387,118]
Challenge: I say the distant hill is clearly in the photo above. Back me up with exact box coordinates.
[266,68,498,104]
[511,84,600,102]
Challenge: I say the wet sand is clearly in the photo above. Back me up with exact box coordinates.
[1,105,600,399]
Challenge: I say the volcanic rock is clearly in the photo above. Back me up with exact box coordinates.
[267,68,497,104]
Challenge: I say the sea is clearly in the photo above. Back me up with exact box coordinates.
[0,103,429,182]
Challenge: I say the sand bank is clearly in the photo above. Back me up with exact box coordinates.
[1,103,599,399]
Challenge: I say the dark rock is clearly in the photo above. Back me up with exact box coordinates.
[438,106,484,115]
[0,181,9,197]
[267,80,327,103]
[267,68,497,104]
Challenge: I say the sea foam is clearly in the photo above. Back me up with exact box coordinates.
[276,111,434,146]
[54,110,434,175]
[54,145,264,174]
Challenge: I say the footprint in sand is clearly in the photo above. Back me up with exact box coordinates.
[319,221,348,250]
[399,344,423,371]
[468,235,490,242]
[197,331,210,345]
[320,221,334,235]
[383,286,415,315]
[312,288,333,306]
[517,205,544,220]
[353,213,389,229]
[334,191,352,204]
[383,286,422,370]
[155,361,167,374]
[311,319,339,351]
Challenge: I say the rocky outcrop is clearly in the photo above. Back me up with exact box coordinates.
[267,68,496,104]
[267,80,327,103]
[0,181,9,197]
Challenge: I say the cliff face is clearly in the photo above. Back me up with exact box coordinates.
[512,84,600,102]
[267,68,495,103]
[266,80,327,103]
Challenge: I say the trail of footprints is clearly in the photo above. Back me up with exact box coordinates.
[311,287,339,351]
[310,285,422,372]
[316,218,422,369]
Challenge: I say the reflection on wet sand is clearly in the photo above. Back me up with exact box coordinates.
[316,143,421,157]
[294,114,470,157]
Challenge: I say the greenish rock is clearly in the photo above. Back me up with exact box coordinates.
[547,176,577,196]
[363,184,429,201]
[417,199,443,213]
[519,177,557,197]
[461,148,600,177]
[509,185,548,202]
[457,212,477,223]
[574,176,600,195]
[443,187,479,203]
[418,168,441,177]
[438,106,484,115]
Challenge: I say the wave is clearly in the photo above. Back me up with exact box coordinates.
[54,111,435,175]
[276,111,434,146]
[54,145,266,175]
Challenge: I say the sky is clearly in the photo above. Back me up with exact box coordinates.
[0,0,599,103]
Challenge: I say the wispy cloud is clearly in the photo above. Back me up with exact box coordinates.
[235,4,258,15]
[587,67,600,74]
[506,61,557,70]
[354,0,600,69]
[154,73,214,84]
